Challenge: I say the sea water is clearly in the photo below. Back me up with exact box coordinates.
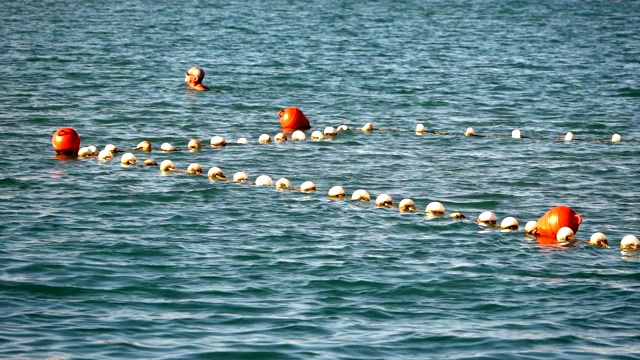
[1,0,640,359]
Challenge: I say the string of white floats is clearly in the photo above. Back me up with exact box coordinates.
[74,122,638,251]
[78,121,625,161]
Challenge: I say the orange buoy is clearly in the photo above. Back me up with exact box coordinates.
[279,107,311,133]
[52,127,81,154]
[536,206,582,239]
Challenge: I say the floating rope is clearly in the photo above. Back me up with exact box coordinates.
[55,123,636,250]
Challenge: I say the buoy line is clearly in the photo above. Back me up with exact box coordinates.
[76,124,626,159]
[54,126,637,250]
[81,146,638,251]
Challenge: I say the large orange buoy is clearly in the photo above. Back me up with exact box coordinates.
[279,107,311,132]
[536,206,582,238]
[52,127,81,154]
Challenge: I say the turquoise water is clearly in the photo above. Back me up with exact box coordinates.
[2,0,640,358]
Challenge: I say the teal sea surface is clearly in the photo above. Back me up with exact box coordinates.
[1,0,640,359]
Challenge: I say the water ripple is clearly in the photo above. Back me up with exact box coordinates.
[2,0,640,358]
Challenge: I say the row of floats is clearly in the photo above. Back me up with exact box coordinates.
[52,116,625,159]
[59,124,625,158]
[51,115,636,251]
[52,134,638,253]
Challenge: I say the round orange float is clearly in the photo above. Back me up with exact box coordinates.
[536,205,582,239]
[279,107,311,132]
[52,127,81,154]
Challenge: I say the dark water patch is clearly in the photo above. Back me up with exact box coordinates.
[613,87,640,98]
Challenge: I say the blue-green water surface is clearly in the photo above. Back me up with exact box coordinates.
[1,1,640,359]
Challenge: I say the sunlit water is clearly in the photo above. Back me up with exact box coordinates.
[1,0,640,359]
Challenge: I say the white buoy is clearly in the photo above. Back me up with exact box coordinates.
[207,167,225,180]
[292,130,306,141]
[375,194,393,207]
[275,178,291,189]
[398,198,416,212]
[415,123,425,134]
[328,185,346,198]
[464,127,475,136]
[620,235,640,250]
[324,127,337,137]
[611,133,621,142]
[236,137,249,144]
[337,125,349,131]
[426,202,445,216]
[104,144,119,153]
[556,227,575,242]
[500,216,519,230]
[311,131,324,140]
[134,141,152,151]
[232,172,249,182]
[255,175,273,186]
[120,152,137,165]
[143,159,157,166]
[361,123,374,132]
[274,133,287,142]
[87,145,99,156]
[351,189,370,202]
[511,129,521,139]
[188,139,202,150]
[187,163,203,174]
[589,232,609,248]
[450,212,466,219]
[78,147,92,157]
[258,134,272,144]
[160,142,175,151]
[159,160,175,172]
[477,211,496,225]
[524,221,538,235]
[564,132,574,141]
[300,181,317,192]
[98,149,113,161]
[211,136,227,146]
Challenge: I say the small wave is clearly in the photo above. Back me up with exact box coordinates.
[613,87,640,98]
